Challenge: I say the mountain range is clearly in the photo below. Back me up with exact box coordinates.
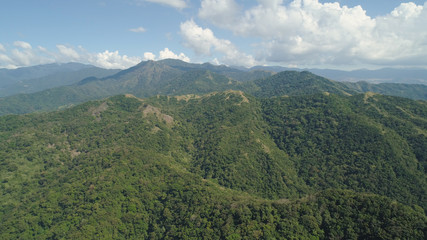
[0,59,426,116]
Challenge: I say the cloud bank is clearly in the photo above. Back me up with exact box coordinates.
[180,20,256,67]
[143,48,190,62]
[194,0,427,68]
[0,42,190,69]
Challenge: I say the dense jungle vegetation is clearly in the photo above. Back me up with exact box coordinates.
[1,91,426,239]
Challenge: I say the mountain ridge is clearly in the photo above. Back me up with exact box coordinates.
[249,65,427,85]
[1,59,426,116]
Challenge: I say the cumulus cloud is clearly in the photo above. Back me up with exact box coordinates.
[144,0,187,9]
[129,27,146,33]
[142,48,191,62]
[143,52,156,61]
[0,53,15,69]
[198,0,240,27]
[180,20,256,67]
[0,41,194,69]
[159,48,191,62]
[4,41,52,67]
[198,0,427,68]
[391,2,423,18]
[14,41,33,49]
[56,45,80,61]
[0,43,6,52]
[0,42,142,69]
[91,50,141,69]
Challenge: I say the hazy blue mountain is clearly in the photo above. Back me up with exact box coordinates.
[0,62,93,87]
[343,81,427,100]
[0,63,120,97]
[250,65,427,85]
[311,68,427,85]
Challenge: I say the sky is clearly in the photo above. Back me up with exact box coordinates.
[1,0,427,70]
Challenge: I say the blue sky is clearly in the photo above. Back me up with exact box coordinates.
[1,0,426,70]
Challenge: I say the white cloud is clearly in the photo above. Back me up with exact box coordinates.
[144,0,187,9]
[0,42,194,69]
[180,20,217,55]
[129,27,146,33]
[7,41,52,67]
[14,41,32,49]
[56,45,80,61]
[180,20,256,67]
[159,48,190,62]
[38,46,47,52]
[0,43,6,52]
[91,50,141,69]
[391,2,423,19]
[143,52,156,61]
[0,42,142,69]
[142,48,190,62]
[198,0,427,68]
[0,53,15,68]
[198,0,240,27]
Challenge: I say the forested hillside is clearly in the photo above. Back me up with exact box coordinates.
[1,92,426,239]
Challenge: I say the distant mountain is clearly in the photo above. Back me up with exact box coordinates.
[246,70,427,100]
[246,71,357,98]
[311,68,427,85]
[0,62,93,86]
[1,59,426,116]
[1,92,426,238]
[344,81,427,100]
[0,63,120,97]
[250,65,427,85]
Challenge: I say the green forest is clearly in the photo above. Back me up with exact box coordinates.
[1,90,426,239]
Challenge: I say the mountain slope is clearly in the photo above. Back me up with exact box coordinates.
[247,70,357,97]
[1,93,426,238]
[155,59,274,82]
[262,93,427,208]
[152,91,308,198]
[0,63,119,97]
[157,70,243,95]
